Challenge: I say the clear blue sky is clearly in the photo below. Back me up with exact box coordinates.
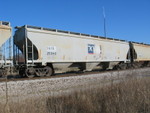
[1,0,150,43]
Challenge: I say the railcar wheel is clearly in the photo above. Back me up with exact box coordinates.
[44,66,53,76]
[25,68,35,78]
[35,68,45,77]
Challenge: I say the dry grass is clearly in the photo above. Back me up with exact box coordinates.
[47,77,150,113]
[0,77,150,113]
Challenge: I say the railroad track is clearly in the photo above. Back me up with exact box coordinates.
[0,67,149,83]
[0,70,103,82]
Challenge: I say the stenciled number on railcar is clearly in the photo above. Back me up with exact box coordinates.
[47,46,57,56]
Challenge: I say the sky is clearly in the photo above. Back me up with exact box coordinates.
[0,0,150,43]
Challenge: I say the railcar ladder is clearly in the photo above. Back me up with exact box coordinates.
[27,44,34,64]
[26,38,34,65]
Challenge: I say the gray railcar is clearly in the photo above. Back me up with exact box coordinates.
[14,25,130,77]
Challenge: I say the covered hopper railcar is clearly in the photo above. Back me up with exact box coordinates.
[14,25,130,77]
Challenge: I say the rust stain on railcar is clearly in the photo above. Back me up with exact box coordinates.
[38,49,42,60]
[63,55,65,60]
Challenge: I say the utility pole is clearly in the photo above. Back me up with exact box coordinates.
[103,7,107,38]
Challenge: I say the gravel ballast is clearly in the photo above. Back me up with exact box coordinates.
[0,68,150,103]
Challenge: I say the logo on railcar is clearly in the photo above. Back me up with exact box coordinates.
[88,44,95,54]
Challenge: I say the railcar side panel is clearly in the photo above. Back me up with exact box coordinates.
[25,27,129,63]
[0,21,11,47]
[133,43,150,61]
[0,21,12,67]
